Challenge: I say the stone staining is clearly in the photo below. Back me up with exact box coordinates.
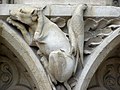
[1,0,14,4]
[112,0,120,6]
[0,0,2,4]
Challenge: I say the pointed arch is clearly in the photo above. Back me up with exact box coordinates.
[75,28,120,90]
[0,20,52,90]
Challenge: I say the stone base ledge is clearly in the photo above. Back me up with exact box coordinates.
[0,4,120,17]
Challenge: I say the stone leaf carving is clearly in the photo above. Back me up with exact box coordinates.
[84,18,120,55]
[6,4,87,90]
[50,17,66,28]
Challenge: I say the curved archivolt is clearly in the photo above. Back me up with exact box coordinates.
[75,27,120,90]
[0,20,52,90]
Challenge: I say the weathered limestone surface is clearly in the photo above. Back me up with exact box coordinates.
[0,4,120,17]
[0,20,52,90]
[14,0,112,6]
[5,4,88,90]
[1,1,120,90]
[0,44,36,90]
[76,28,120,90]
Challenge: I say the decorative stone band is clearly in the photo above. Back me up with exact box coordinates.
[0,4,120,17]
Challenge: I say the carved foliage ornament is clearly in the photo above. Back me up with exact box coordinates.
[0,60,13,90]
[0,56,28,90]
[0,44,36,90]
[99,58,120,90]
[88,58,120,90]
[84,18,120,55]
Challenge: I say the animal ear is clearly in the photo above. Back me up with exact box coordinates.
[20,9,25,13]
[42,6,46,11]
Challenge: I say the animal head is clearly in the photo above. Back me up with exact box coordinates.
[9,6,39,25]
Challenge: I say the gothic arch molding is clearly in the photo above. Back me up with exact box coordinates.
[0,20,52,90]
[75,28,120,90]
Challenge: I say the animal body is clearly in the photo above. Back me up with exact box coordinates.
[7,4,87,90]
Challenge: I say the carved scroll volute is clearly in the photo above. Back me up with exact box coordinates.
[88,58,120,90]
[0,56,19,90]
[97,58,120,90]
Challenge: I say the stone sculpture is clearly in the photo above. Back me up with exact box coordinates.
[84,18,120,55]
[7,4,87,90]
[67,4,87,70]
[0,43,36,90]
[7,7,39,46]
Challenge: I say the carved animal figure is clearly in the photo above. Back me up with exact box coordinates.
[34,8,76,90]
[68,4,87,72]
[7,4,87,90]
[34,4,87,90]
[7,7,38,46]
[7,6,75,90]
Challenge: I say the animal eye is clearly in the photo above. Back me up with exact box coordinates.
[20,9,26,14]
[60,49,65,52]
